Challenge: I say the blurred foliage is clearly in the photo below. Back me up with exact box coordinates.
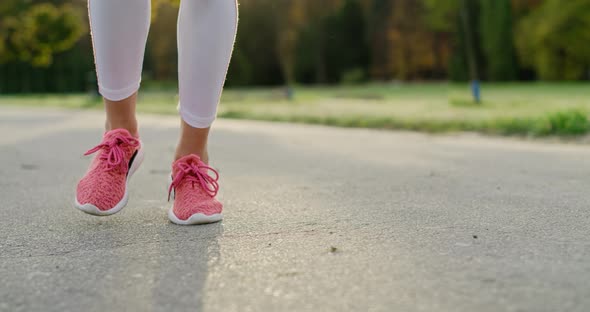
[234,0,291,85]
[0,1,86,67]
[0,0,588,93]
[422,0,459,32]
[295,0,369,83]
[151,0,179,19]
[480,0,517,81]
[517,0,590,80]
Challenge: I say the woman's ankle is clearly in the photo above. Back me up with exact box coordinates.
[174,148,209,164]
[175,118,210,163]
[106,120,139,137]
[104,93,139,137]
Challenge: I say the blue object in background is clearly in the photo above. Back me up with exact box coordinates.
[471,80,481,103]
[285,86,294,101]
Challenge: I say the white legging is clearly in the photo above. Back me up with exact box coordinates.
[88,0,238,128]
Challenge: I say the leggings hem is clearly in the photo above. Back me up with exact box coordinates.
[179,105,217,129]
[98,80,141,101]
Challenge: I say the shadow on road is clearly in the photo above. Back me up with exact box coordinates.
[151,223,223,310]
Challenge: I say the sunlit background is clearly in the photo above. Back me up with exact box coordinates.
[1,0,589,136]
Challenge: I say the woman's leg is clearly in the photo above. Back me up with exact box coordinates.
[88,0,151,137]
[75,0,150,216]
[175,0,239,163]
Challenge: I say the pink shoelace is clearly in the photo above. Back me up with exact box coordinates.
[84,134,140,172]
[168,160,220,201]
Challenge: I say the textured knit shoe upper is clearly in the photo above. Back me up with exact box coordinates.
[76,129,140,211]
[169,154,223,220]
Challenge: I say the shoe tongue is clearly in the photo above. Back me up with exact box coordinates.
[104,128,134,140]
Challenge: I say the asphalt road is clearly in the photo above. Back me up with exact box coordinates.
[1,106,589,312]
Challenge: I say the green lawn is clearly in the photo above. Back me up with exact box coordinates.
[2,82,590,136]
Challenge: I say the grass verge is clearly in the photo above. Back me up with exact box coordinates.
[1,82,589,137]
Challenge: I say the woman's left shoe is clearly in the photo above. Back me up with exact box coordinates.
[167,154,223,225]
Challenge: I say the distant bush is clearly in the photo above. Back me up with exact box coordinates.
[340,68,366,85]
[492,110,589,136]
[534,110,590,136]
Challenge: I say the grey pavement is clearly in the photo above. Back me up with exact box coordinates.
[1,106,589,312]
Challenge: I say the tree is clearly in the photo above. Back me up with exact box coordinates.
[296,0,369,84]
[511,0,543,18]
[423,0,483,86]
[457,0,484,102]
[146,2,178,81]
[326,0,369,83]
[298,0,344,83]
[367,0,451,80]
[367,0,393,80]
[418,0,455,79]
[152,0,180,20]
[480,0,517,81]
[422,0,459,32]
[228,0,284,86]
[0,2,86,67]
[276,0,307,85]
[516,0,590,80]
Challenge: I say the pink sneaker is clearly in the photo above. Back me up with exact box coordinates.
[168,154,223,225]
[75,129,144,216]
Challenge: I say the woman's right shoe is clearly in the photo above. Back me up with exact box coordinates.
[75,129,144,216]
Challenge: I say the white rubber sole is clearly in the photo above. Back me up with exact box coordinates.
[167,175,223,225]
[167,208,223,225]
[74,146,145,216]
